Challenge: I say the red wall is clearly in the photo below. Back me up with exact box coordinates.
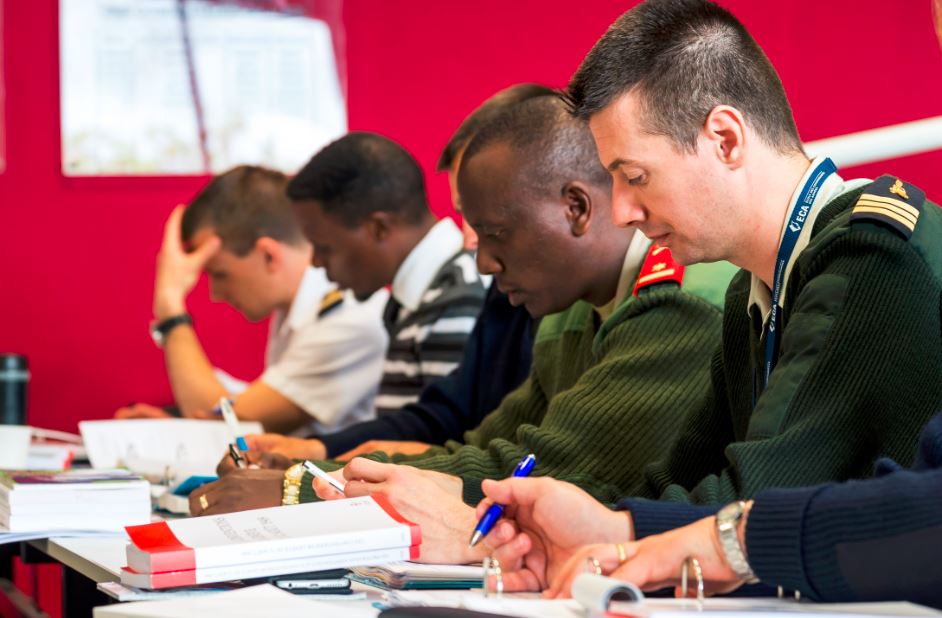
[2,0,942,435]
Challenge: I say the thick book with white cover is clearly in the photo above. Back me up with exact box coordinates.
[120,545,418,589]
[0,469,150,532]
[125,495,421,575]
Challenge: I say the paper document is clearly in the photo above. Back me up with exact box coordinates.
[0,530,125,545]
[92,584,376,618]
[79,419,263,477]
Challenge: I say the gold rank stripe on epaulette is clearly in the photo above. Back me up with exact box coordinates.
[850,175,925,241]
[317,289,344,317]
[633,243,686,296]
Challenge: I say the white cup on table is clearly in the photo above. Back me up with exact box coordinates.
[0,425,32,468]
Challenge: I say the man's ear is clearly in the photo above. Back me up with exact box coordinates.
[365,211,395,242]
[562,181,593,237]
[255,237,283,271]
[703,105,747,170]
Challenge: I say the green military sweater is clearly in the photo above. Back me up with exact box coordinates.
[638,179,942,505]
[303,259,736,506]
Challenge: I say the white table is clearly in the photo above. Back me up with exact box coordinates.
[26,538,942,618]
[31,536,127,583]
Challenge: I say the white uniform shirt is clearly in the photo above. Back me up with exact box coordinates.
[260,267,389,435]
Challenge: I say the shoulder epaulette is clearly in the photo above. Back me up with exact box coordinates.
[317,289,345,317]
[849,175,925,241]
[633,243,685,296]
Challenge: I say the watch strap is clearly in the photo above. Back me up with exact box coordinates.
[150,314,192,347]
[716,500,759,584]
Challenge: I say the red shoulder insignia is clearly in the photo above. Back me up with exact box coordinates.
[633,243,685,296]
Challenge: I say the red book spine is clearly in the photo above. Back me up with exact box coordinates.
[125,520,196,571]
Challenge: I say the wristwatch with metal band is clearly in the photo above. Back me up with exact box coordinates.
[149,314,192,348]
[715,500,760,584]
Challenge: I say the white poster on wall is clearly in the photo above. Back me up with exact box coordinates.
[60,0,346,175]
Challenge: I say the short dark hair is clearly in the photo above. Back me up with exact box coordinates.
[461,95,612,198]
[436,83,558,172]
[567,0,803,155]
[181,165,305,256]
[287,132,431,228]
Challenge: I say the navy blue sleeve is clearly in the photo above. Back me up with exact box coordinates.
[319,283,537,457]
[747,413,942,607]
[615,498,719,539]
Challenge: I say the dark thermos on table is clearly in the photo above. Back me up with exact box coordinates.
[0,354,29,425]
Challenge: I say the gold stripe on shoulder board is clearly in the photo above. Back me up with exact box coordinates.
[318,289,345,316]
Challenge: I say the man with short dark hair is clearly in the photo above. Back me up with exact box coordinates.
[117,166,388,434]
[242,84,552,462]
[472,0,942,593]
[287,133,487,417]
[570,0,942,507]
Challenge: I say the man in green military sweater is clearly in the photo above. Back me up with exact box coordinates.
[190,97,736,557]
[570,0,942,510]
[454,0,942,588]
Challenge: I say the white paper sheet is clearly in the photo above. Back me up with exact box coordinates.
[79,419,263,477]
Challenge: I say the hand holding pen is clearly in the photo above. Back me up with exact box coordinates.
[470,453,536,547]
[217,397,255,470]
[218,398,249,452]
[228,443,248,470]
[303,460,347,495]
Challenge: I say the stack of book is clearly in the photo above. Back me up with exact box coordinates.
[350,561,485,589]
[120,496,421,589]
[0,469,150,533]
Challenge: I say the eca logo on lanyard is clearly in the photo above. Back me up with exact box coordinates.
[757,158,837,398]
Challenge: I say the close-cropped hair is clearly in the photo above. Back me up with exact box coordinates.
[461,95,612,199]
[181,165,305,256]
[436,83,558,172]
[567,0,804,155]
[287,132,431,229]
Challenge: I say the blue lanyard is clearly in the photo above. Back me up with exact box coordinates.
[759,157,837,394]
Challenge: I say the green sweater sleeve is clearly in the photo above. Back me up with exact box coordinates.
[642,226,942,506]
[373,289,722,505]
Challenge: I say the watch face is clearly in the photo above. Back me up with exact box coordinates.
[149,325,165,347]
[150,315,191,347]
[718,501,744,524]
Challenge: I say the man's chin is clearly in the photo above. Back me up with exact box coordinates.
[522,299,556,320]
[353,288,378,302]
[653,238,696,266]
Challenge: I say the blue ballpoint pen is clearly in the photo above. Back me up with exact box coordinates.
[469,453,536,548]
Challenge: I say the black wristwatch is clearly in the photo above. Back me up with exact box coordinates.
[150,314,193,348]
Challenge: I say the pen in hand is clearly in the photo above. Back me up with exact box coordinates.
[228,443,247,470]
[469,453,536,548]
[303,460,347,496]
[218,397,249,452]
